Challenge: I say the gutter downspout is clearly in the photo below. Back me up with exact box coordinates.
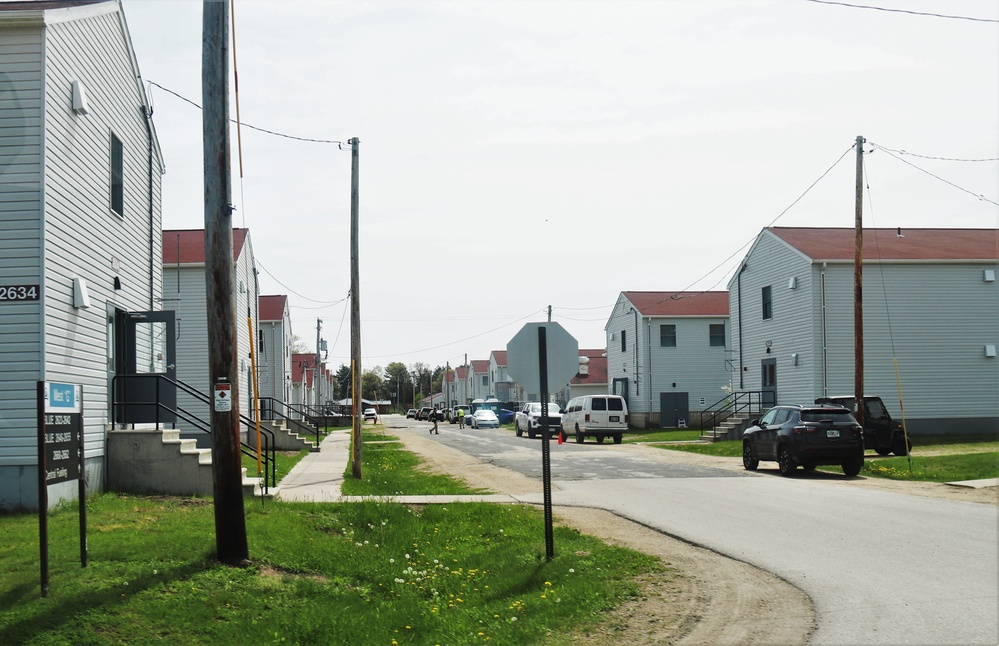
[631,307,639,398]
[821,262,828,396]
[142,105,154,310]
[737,263,747,389]
[647,318,653,425]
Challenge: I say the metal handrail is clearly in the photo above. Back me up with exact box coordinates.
[701,390,776,431]
[111,374,277,492]
[258,397,326,447]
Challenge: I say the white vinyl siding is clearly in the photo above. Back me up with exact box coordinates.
[0,28,44,468]
[43,9,163,464]
[728,232,814,402]
[730,228,999,432]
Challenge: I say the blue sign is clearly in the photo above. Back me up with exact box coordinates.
[45,382,81,413]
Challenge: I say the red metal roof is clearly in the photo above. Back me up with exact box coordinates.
[292,353,316,386]
[491,350,507,365]
[571,355,607,385]
[0,1,108,10]
[456,366,469,379]
[623,291,729,317]
[768,227,997,261]
[470,359,489,372]
[259,295,288,321]
[162,228,250,264]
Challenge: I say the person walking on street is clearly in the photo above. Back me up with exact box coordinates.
[430,410,439,434]
[457,407,465,429]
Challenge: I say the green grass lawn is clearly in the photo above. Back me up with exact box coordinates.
[341,429,484,496]
[1,426,668,645]
[655,436,998,481]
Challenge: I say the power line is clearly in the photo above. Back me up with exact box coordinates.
[257,260,348,304]
[869,142,999,163]
[804,0,999,23]
[873,147,999,206]
[148,81,347,146]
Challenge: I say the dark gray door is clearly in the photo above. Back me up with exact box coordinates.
[115,310,177,424]
[761,357,777,408]
[660,392,690,428]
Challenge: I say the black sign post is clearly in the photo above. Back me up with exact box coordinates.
[537,328,555,561]
[37,381,87,597]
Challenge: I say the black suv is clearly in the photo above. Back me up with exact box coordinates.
[814,396,910,456]
[743,404,865,477]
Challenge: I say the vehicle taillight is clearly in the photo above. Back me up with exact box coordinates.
[624,415,628,424]
[792,424,816,435]
[585,414,590,422]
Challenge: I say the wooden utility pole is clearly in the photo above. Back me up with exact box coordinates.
[853,135,865,428]
[203,0,247,565]
[350,137,362,479]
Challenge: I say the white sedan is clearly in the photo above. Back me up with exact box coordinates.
[468,409,499,429]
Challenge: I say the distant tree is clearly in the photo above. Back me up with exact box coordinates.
[362,369,383,402]
[289,334,312,354]
[384,362,412,409]
[335,364,351,400]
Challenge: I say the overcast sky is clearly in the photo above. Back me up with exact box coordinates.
[122,0,998,374]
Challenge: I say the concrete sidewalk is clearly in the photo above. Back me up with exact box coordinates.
[273,428,539,504]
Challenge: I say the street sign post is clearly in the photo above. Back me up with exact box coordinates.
[37,381,87,597]
[507,322,579,561]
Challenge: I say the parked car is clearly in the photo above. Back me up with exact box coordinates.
[742,404,865,477]
[515,402,563,439]
[498,409,515,425]
[363,408,377,422]
[561,395,628,444]
[468,409,500,429]
[448,405,471,424]
[418,407,434,420]
[406,408,418,419]
[814,395,911,456]
[434,408,447,421]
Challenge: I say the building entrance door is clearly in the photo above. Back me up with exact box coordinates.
[114,310,177,424]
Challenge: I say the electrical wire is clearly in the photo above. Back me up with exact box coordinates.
[804,0,999,23]
[361,309,547,360]
[147,81,347,146]
[256,260,348,305]
[869,142,999,163]
[627,144,856,315]
[872,147,999,206]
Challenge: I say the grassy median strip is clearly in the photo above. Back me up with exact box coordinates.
[341,428,484,496]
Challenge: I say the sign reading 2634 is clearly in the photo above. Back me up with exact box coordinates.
[0,285,40,301]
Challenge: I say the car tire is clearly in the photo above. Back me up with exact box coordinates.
[613,434,623,444]
[875,447,891,456]
[560,430,568,443]
[742,442,759,471]
[777,446,796,476]
[528,429,535,439]
[575,426,584,444]
[802,463,816,472]
[515,426,522,437]
[842,458,863,477]
[596,435,605,444]
[891,435,910,456]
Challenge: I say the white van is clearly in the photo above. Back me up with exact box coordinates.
[561,395,629,444]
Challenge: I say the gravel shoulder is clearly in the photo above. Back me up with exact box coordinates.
[386,424,816,645]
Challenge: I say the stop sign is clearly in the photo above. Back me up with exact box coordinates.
[507,322,579,396]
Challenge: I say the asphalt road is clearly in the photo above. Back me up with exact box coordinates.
[396,417,999,646]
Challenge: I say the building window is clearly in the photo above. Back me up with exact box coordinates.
[621,329,627,352]
[110,133,124,217]
[762,285,773,320]
[481,375,488,387]
[258,330,265,356]
[659,324,676,347]
[709,323,725,347]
